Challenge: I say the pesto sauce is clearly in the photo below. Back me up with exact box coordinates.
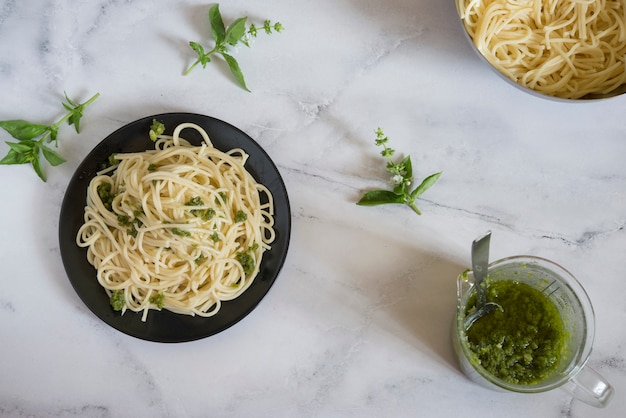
[466,280,566,385]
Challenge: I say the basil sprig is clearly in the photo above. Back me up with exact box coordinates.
[357,128,442,215]
[0,92,99,181]
[184,4,283,91]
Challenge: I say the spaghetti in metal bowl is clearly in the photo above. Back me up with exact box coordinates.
[456,0,626,99]
[76,122,275,322]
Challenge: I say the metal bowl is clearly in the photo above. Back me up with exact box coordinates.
[454,0,626,101]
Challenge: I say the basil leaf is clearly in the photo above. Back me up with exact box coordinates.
[403,155,412,179]
[225,17,247,46]
[48,125,59,144]
[356,190,404,206]
[62,91,92,133]
[63,91,78,107]
[0,120,49,141]
[41,144,66,166]
[209,4,226,44]
[221,53,250,91]
[66,108,83,133]
[0,148,28,165]
[31,153,46,181]
[189,41,210,67]
[5,140,35,154]
[410,171,442,200]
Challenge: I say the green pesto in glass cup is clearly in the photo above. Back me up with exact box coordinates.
[465,279,567,385]
[452,256,613,408]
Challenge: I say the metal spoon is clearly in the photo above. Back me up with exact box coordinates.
[464,231,502,329]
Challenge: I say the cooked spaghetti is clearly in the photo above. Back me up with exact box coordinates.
[76,122,275,321]
[456,0,626,99]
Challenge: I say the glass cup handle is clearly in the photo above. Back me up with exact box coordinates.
[560,365,614,408]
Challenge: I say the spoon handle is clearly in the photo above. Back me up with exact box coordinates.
[471,231,491,306]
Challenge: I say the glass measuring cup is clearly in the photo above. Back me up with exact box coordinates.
[452,255,613,408]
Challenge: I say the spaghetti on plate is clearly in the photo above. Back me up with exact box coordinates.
[76,122,275,321]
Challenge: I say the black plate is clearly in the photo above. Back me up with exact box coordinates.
[59,113,291,342]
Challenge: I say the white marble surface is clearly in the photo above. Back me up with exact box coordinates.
[1,0,625,417]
